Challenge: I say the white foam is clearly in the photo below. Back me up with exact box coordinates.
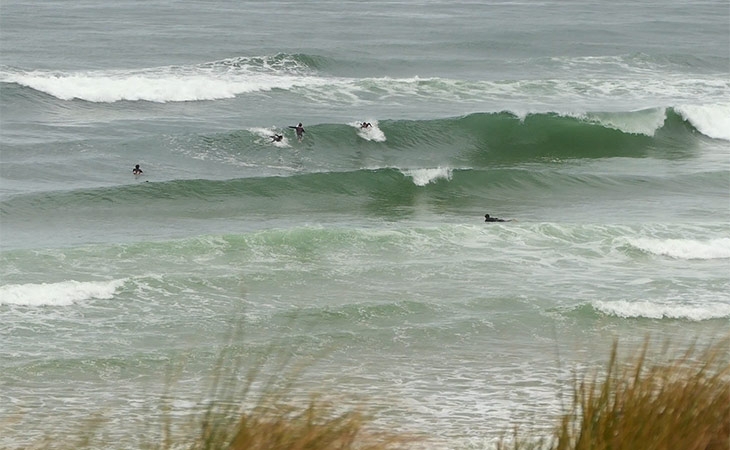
[0,62,331,103]
[594,300,730,321]
[628,237,730,260]
[0,279,125,306]
[401,167,453,186]
[583,108,668,136]
[675,104,730,141]
[349,120,386,142]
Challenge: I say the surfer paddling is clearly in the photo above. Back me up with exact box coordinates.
[484,214,507,222]
[270,134,284,142]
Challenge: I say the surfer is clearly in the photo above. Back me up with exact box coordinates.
[361,122,372,128]
[484,214,506,222]
[132,164,143,175]
[289,123,305,141]
[271,134,284,142]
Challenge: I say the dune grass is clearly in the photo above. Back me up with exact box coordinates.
[501,337,730,450]
[149,326,416,450]
[166,399,409,450]
[8,336,729,449]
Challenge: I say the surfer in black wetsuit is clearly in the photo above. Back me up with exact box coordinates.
[271,134,283,142]
[484,214,506,222]
[132,164,143,175]
[361,122,372,128]
[289,123,305,141]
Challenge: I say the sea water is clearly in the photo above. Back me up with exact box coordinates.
[1,0,729,448]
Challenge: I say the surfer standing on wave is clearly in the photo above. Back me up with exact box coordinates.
[289,123,305,141]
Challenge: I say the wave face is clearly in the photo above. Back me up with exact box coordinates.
[2,106,727,250]
[200,109,718,160]
[3,165,726,215]
[3,161,728,245]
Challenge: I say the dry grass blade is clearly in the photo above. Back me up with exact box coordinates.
[558,337,730,450]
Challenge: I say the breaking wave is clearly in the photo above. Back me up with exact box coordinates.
[625,237,730,260]
[592,300,730,321]
[0,279,126,306]
[1,53,728,143]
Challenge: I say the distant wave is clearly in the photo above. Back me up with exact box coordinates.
[592,300,730,321]
[0,54,330,103]
[1,54,728,141]
[0,279,125,306]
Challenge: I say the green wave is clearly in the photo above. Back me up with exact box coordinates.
[223,109,707,166]
[2,167,725,219]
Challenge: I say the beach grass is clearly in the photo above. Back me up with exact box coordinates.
[148,325,416,450]
[500,337,730,450]
[162,398,410,450]
[9,337,729,450]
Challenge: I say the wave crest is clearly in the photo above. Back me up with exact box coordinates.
[626,237,730,260]
[0,279,126,306]
[2,53,728,123]
[593,300,730,321]
[675,104,730,141]
[0,54,328,103]
[400,168,453,186]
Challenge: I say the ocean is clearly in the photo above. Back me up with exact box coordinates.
[1,0,729,448]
